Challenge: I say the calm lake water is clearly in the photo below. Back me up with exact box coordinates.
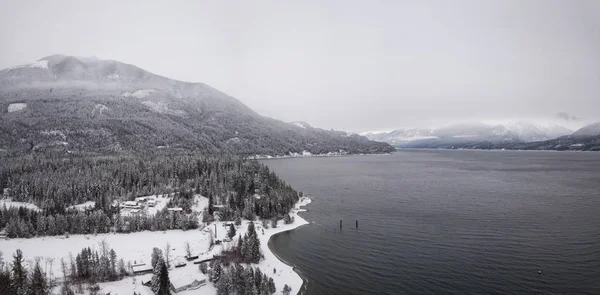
[262,150,600,295]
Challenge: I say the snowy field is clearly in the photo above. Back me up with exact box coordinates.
[0,196,312,295]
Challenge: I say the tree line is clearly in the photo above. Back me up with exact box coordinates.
[0,241,126,295]
[0,153,300,238]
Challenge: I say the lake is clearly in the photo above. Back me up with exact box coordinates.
[263,150,600,294]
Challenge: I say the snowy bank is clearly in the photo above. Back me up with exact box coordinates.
[255,196,312,295]
[0,196,312,295]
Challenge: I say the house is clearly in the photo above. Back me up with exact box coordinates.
[167,207,183,213]
[170,271,207,293]
[131,263,153,275]
[122,201,140,209]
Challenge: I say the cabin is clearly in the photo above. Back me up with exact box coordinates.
[170,272,207,293]
[131,263,153,275]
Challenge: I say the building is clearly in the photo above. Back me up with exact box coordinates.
[169,271,207,293]
[131,263,153,275]
[167,207,183,213]
[121,201,140,209]
[147,199,157,207]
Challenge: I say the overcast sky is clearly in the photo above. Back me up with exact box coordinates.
[1,0,599,132]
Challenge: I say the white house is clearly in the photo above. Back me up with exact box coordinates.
[169,270,207,293]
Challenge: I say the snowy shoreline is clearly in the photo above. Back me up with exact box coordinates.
[0,196,313,295]
[264,197,312,295]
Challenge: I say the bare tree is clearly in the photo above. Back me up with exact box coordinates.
[60,258,68,280]
[47,257,55,286]
[164,243,171,268]
[185,242,192,258]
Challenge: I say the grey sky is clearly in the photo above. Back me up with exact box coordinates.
[1,0,599,132]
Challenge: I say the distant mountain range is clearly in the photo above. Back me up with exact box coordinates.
[0,55,394,156]
[363,121,600,151]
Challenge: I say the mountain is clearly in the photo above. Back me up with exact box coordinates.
[364,121,600,151]
[0,55,394,156]
[572,122,600,137]
[363,121,573,148]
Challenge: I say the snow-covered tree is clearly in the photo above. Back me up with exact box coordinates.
[216,270,233,295]
[150,258,170,295]
[11,249,28,295]
[150,247,163,269]
[283,284,292,295]
[228,223,236,239]
[30,259,49,295]
[212,261,223,283]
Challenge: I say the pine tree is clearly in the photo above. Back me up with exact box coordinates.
[12,249,28,295]
[243,267,255,295]
[150,247,163,269]
[109,249,117,278]
[216,270,232,295]
[150,258,170,295]
[30,260,49,295]
[268,277,276,294]
[228,223,236,239]
[283,284,292,295]
[0,267,12,295]
[212,261,223,283]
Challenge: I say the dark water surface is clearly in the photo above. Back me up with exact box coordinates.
[262,150,600,295]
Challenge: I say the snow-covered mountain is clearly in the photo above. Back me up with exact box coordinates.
[363,121,573,147]
[573,121,600,137]
[0,55,394,155]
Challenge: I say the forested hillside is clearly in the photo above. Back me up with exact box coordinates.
[0,55,394,156]
[0,152,300,238]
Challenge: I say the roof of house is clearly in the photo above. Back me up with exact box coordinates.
[131,264,153,273]
[169,268,206,288]
[168,207,183,211]
[123,201,138,206]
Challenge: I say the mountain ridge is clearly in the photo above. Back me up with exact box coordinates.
[0,55,394,156]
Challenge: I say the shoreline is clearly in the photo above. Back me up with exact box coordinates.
[267,220,310,295]
[260,196,312,295]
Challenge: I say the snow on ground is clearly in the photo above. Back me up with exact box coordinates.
[0,199,41,211]
[1,196,312,295]
[292,122,306,129]
[122,89,155,98]
[8,103,27,112]
[255,196,312,295]
[10,60,48,70]
[119,194,171,217]
[67,201,96,211]
[141,100,185,115]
